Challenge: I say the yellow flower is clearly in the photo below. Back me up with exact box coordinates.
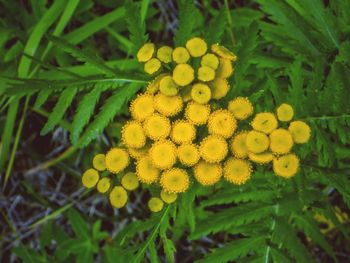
[144,113,171,140]
[288,121,311,144]
[230,132,248,158]
[199,135,228,163]
[144,58,161,74]
[193,160,222,186]
[211,44,237,61]
[105,148,129,174]
[201,53,219,69]
[160,168,190,193]
[248,152,273,164]
[185,101,210,125]
[172,47,190,63]
[198,66,215,82]
[92,154,106,171]
[269,128,294,154]
[191,83,212,104]
[109,186,128,208]
[216,58,233,78]
[97,177,111,193]
[154,93,183,117]
[136,156,160,184]
[157,46,173,63]
[177,143,200,166]
[121,172,139,191]
[172,64,194,86]
[122,121,146,148]
[146,74,166,94]
[273,154,300,178]
[159,75,178,96]
[130,93,155,121]
[186,37,207,57]
[171,120,196,144]
[149,140,177,170]
[82,169,99,188]
[148,197,164,212]
[251,112,278,134]
[245,130,269,153]
[228,97,254,120]
[209,78,230,100]
[208,109,237,138]
[160,190,177,203]
[137,43,155,62]
[127,145,149,159]
[224,158,252,185]
[277,103,294,122]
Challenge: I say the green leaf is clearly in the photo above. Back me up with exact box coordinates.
[204,8,227,45]
[67,209,90,239]
[13,244,47,263]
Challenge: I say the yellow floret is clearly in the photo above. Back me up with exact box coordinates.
[177,143,200,167]
[92,154,106,171]
[105,148,129,174]
[273,154,300,178]
[209,78,230,100]
[149,140,177,170]
[230,132,248,158]
[211,44,237,61]
[144,113,171,140]
[216,58,233,78]
[224,158,252,185]
[127,145,149,159]
[148,197,164,212]
[193,160,222,186]
[137,43,155,62]
[251,112,278,134]
[109,186,128,208]
[172,47,190,63]
[144,58,161,75]
[201,53,219,69]
[121,172,139,191]
[173,64,195,86]
[157,46,173,63]
[277,103,294,122]
[82,169,99,188]
[208,109,237,138]
[245,130,269,154]
[191,83,212,104]
[97,177,111,193]
[154,93,183,117]
[146,74,167,94]
[199,135,228,163]
[198,66,216,82]
[171,120,196,144]
[228,97,254,120]
[248,152,273,164]
[160,190,177,203]
[186,37,207,57]
[136,156,160,184]
[159,75,178,96]
[122,121,146,148]
[185,101,211,125]
[130,93,155,121]
[269,128,294,154]
[288,121,311,144]
[160,168,190,193]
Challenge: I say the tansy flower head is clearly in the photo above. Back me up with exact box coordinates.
[251,112,278,134]
[201,53,219,69]
[159,75,178,96]
[144,58,161,75]
[160,190,177,203]
[208,109,237,138]
[228,97,254,120]
[277,103,294,122]
[97,177,111,193]
[193,160,222,186]
[154,93,183,117]
[211,44,237,61]
[157,46,173,63]
[136,156,160,184]
[144,113,171,141]
[216,58,233,78]
[273,153,300,178]
[148,197,164,212]
[109,186,128,208]
[121,172,139,191]
[92,154,106,171]
[224,158,252,185]
[185,101,210,125]
[127,145,149,159]
[177,143,200,167]
[130,93,155,121]
[146,74,166,94]
[172,47,190,64]
[105,148,129,174]
[82,169,99,188]
[172,64,195,86]
[245,130,269,154]
[171,120,196,144]
[186,37,207,57]
[248,152,273,164]
[288,121,311,144]
[149,140,177,170]
[269,128,294,154]
[137,43,155,62]
[122,121,146,148]
[160,168,190,193]
[230,132,249,158]
[199,135,228,163]
[198,66,216,82]
[191,83,212,104]
[209,78,230,100]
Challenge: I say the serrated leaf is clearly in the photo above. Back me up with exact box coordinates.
[67,209,89,239]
